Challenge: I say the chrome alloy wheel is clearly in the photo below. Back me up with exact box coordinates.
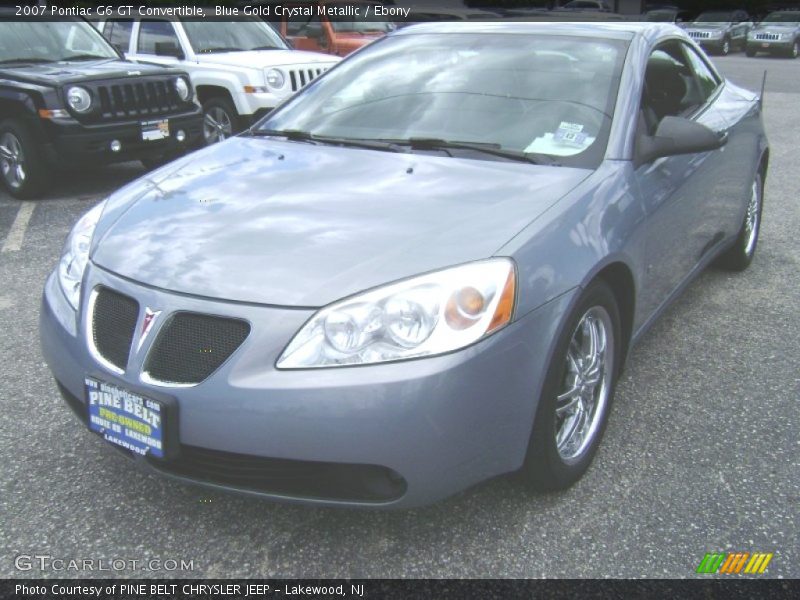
[0,132,26,190]
[744,176,761,257]
[203,107,233,144]
[555,306,615,462]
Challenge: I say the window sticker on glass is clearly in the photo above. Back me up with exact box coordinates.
[525,122,595,156]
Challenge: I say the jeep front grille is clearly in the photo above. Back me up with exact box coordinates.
[91,78,181,120]
[688,31,712,39]
[754,33,781,41]
[288,66,329,92]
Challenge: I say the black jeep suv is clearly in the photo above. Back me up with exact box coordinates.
[0,19,203,198]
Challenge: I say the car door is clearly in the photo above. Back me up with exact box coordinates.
[732,11,749,44]
[103,19,134,55]
[128,19,185,66]
[634,41,731,319]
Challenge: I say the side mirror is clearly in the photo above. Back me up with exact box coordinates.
[636,116,727,166]
[154,41,184,59]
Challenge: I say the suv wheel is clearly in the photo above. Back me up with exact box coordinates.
[0,119,49,199]
[790,40,799,59]
[746,46,757,57]
[720,37,731,56]
[202,98,239,145]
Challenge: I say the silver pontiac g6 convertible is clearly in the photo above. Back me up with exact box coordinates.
[41,23,769,507]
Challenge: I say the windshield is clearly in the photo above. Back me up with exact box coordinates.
[326,3,394,32]
[694,11,733,23]
[0,20,118,63]
[259,33,626,167]
[181,20,288,53]
[762,12,800,24]
[645,10,675,22]
[330,20,395,34]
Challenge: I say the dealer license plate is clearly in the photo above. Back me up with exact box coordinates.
[86,377,165,458]
[141,119,170,141]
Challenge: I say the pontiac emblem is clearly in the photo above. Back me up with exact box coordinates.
[137,308,161,350]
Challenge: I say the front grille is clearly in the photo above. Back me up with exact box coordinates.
[755,33,781,41]
[91,287,139,372]
[150,445,407,503]
[689,31,712,39]
[143,313,250,385]
[90,78,182,120]
[288,66,329,92]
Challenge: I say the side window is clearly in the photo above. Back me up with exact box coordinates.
[106,19,133,53]
[641,46,691,134]
[286,13,321,37]
[137,20,181,56]
[681,44,721,102]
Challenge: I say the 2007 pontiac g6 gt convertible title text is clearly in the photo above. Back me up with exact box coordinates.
[41,23,768,508]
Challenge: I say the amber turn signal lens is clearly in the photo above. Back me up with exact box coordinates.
[445,286,486,330]
[488,268,515,333]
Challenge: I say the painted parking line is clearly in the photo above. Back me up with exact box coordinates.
[1,201,35,253]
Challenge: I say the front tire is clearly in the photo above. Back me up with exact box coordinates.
[717,172,763,271]
[0,119,50,199]
[746,46,757,57]
[789,40,799,59]
[522,281,621,491]
[202,98,239,145]
[720,38,731,56]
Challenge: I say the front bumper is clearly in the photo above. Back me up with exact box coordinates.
[746,39,794,53]
[40,108,204,167]
[40,264,575,508]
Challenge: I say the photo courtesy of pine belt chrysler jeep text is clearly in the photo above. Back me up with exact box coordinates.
[40,23,769,508]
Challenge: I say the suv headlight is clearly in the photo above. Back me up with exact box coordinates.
[266,68,285,89]
[58,201,105,310]
[174,76,191,101]
[277,259,516,369]
[66,86,93,113]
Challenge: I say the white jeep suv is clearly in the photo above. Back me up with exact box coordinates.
[96,18,340,144]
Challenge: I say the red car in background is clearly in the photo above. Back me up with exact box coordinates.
[259,0,395,56]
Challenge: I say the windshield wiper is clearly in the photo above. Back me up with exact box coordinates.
[249,129,405,153]
[0,57,55,65]
[250,46,281,51]
[198,47,245,54]
[60,54,112,62]
[384,138,559,165]
[250,129,319,143]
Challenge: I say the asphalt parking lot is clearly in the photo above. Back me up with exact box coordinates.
[1,54,798,579]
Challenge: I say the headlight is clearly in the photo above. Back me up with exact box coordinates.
[66,86,92,113]
[174,77,191,101]
[277,259,516,369]
[58,201,106,310]
[266,68,285,89]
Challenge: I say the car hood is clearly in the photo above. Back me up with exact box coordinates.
[91,138,590,307]
[193,49,338,69]
[0,59,179,85]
